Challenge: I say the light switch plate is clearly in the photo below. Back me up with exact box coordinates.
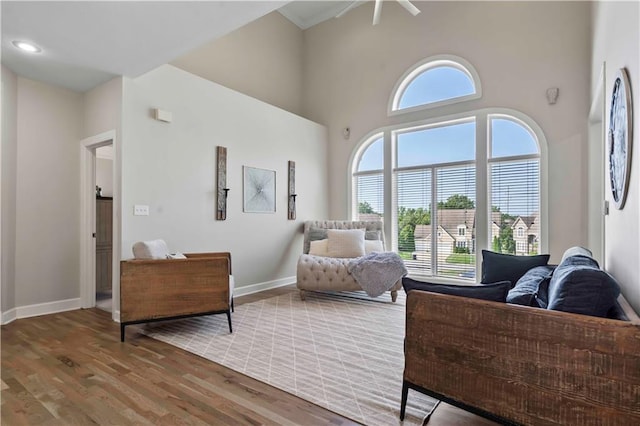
[134,205,149,216]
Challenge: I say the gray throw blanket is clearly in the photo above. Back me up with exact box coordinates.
[347,252,408,297]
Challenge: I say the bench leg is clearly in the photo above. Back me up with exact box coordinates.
[299,290,306,301]
[391,290,398,303]
[400,380,409,420]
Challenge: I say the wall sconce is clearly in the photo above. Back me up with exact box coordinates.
[546,87,559,105]
[216,146,229,220]
[288,161,296,220]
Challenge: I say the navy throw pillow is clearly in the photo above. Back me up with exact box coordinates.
[547,255,620,317]
[507,265,554,307]
[403,277,511,303]
[481,250,550,288]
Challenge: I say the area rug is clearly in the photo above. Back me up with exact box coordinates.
[142,291,437,425]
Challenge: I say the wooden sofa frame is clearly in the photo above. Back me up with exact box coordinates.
[401,290,640,425]
[120,252,232,342]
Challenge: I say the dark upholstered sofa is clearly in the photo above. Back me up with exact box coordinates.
[401,248,640,425]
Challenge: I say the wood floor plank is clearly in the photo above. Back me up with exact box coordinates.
[2,285,495,425]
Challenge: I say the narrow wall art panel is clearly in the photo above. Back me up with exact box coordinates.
[288,160,296,220]
[216,146,229,220]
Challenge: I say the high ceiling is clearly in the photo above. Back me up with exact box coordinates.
[0,1,357,93]
[1,1,290,92]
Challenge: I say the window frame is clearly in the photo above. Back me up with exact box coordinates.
[388,54,482,116]
[348,108,548,283]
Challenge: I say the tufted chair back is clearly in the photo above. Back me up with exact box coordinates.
[302,220,386,254]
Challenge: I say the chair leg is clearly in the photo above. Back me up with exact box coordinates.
[120,323,126,342]
[400,380,409,420]
[391,290,398,303]
[231,297,234,312]
[226,311,232,333]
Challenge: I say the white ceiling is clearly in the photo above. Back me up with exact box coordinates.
[1,1,289,92]
[278,1,364,30]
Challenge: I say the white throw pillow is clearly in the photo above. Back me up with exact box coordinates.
[327,229,365,258]
[309,239,330,256]
[364,239,384,254]
[132,239,170,259]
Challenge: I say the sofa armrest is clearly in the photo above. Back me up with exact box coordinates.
[405,290,640,425]
[120,256,231,323]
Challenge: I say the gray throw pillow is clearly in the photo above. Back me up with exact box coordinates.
[507,265,554,307]
[309,227,381,241]
[547,255,620,317]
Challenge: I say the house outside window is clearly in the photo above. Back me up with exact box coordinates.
[351,55,547,281]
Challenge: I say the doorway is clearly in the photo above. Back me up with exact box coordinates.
[95,144,114,312]
[80,130,119,322]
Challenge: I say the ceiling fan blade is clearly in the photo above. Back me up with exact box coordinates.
[336,1,360,18]
[372,0,383,25]
[397,0,421,16]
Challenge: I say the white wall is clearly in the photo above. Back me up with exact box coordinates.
[96,158,113,197]
[83,77,123,139]
[592,1,640,312]
[85,75,123,202]
[1,66,18,314]
[303,1,592,263]
[14,78,83,307]
[172,11,304,116]
[121,65,328,291]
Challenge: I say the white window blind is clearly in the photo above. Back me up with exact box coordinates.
[355,172,384,220]
[435,166,476,279]
[490,160,540,255]
[396,168,432,274]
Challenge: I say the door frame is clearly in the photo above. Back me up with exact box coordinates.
[588,62,606,266]
[80,130,119,321]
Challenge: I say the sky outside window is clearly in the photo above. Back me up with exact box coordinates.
[398,66,475,109]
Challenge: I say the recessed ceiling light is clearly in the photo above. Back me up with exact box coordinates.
[12,40,41,53]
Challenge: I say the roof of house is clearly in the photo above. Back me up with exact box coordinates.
[512,213,540,236]
[414,209,502,239]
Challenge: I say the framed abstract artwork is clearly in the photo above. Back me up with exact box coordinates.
[608,68,633,210]
[243,166,276,213]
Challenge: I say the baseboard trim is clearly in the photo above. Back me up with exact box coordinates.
[234,276,296,298]
[2,278,295,326]
[1,308,17,325]
[1,298,82,324]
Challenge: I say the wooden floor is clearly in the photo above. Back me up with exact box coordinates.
[1,286,496,425]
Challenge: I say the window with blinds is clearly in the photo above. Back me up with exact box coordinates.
[351,57,545,282]
[489,116,541,256]
[354,137,384,221]
[394,121,476,279]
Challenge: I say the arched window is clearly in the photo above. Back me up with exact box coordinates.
[390,55,481,114]
[352,135,384,220]
[352,56,546,282]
